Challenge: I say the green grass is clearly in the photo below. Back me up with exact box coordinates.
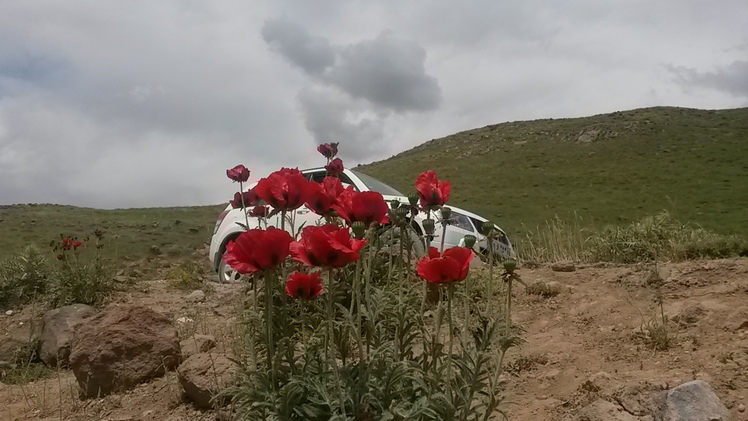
[356,106,748,240]
[0,204,225,262]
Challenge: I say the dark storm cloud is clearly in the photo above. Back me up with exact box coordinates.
[262,19,441,111]
[261,18,335,75]
[325,31,441,111]
[261,18,441,160]
[670,60,748,98]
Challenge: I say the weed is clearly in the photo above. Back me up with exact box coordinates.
[167,260,207,290]
[0,245,49,308]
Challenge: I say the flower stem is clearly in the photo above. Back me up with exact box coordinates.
[352,259,365,362]
[447,283,454,405]
[239,181,250,230]
[505,275,513,337]
[264,271,275,388]
[326,267,335,367]
[463,272,470,347]
[487,236,494,315]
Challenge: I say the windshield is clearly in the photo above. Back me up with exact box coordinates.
[351,170,404,196]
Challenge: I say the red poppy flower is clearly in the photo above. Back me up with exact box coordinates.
[255,168,309,211]
[72,241,83,249]
[416,246,474,284]
[415,170,451,208]
[317,142,339,159]
[248,205,269,218]
[61,237,74,250]
[223,227,293,274]
[285,272,324,299]
[229,190,259,209]
[226,164,250,183]
[290,224,367,268]
[325,158,344,177]
[305,177,344,216]
[331,187,389,227]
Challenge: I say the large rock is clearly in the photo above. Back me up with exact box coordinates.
[69,304,181,398]
[178,353,239,409]
[651,380,729,421]
[39,304,97,367]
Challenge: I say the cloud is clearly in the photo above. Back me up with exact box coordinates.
[669,60,748,98]
[261,18,441,161]
[261,18,335,75]
[297,86,386,161]
[325,31,441,111]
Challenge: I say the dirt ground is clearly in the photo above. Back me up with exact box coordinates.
[1,257,747,420]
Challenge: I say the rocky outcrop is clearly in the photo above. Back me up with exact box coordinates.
[69,304,181,398]
[39,304,97,367]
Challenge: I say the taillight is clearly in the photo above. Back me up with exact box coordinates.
[214,210,230,234]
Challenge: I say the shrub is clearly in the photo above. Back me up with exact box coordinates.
[48,232,115,307]
[0,245,50,308]
[520,211,747,264]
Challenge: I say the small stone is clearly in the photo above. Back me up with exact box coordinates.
[551,260,575,272]
[185,290,206,303]
[738,403,745,412]
[5,310,12,316]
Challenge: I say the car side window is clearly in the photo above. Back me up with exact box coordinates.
[307,171,358,190]
[450,212,475,232]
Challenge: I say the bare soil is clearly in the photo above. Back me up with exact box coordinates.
[2,257,747,420]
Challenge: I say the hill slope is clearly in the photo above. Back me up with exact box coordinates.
[357,107,748,238]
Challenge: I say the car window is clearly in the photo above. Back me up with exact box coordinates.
[350,170,403,196]
[450,212,475,232]
[307,170,357,190]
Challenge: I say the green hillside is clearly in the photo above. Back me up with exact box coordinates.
[357,107,748,239]
[0,204,225,261]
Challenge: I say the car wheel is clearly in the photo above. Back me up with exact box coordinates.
[380,225,426,261]
[217,257,243,283]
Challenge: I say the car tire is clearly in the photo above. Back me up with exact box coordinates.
[217,257,243,283]
[380,225,426,261]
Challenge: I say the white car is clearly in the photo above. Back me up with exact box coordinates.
[209,167,515,282]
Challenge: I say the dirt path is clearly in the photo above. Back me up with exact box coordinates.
[1,258,747,420]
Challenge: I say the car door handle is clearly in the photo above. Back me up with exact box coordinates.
[297,209,310,215]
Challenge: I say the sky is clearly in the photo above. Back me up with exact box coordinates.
[1,1,747,208]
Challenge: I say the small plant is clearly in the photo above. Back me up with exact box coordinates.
[49,230,114,307]
[167,260,207,290]
[0,245,49,308]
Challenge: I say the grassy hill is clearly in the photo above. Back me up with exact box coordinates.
[357,106,748,240]
[0,204,225,261]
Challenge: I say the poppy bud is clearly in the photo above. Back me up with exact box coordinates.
[407,193,419,206]
[395,206,409,219]
[422,219,435,235]
[440,206,452,221]
[351,221,366,239]
[503,260,517,274]
[463,234,476,249]
[481,220,495,236]
[390,199,400,210]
